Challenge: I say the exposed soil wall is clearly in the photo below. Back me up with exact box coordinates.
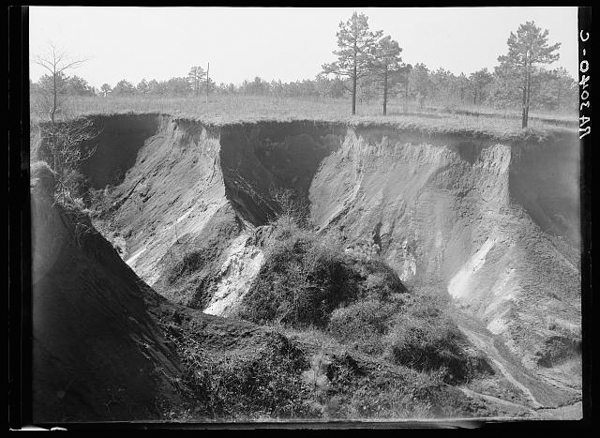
[84,118,349,311]
[509,134,581,246]
[91,117,227,288]
[219,121,346,225]
[79,113,163,188]
[308,127,581,369]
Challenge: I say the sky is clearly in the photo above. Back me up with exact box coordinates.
[29,6,579,89]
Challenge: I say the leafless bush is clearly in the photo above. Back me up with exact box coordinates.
[40,117,100,205]
[269,187,311,227]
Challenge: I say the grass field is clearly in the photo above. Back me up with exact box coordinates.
[30,94,577,137]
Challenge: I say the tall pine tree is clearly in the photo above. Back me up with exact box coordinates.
[322,12,382,115]
[497,21,560,128]
[370,35,404,115]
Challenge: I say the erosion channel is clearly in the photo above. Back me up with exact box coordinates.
[31,113,582,422]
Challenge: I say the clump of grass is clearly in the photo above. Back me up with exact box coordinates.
[166,248,216,284]
[385,308,469,384]
[323,355,433,419]
[534,335,581,368]
[319,352,490,419]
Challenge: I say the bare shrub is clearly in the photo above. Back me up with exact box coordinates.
[39,117,100,206]
[269,187,311,228]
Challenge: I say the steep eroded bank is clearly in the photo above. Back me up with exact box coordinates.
[309,127,581,370]
[86,119,348,312]
[64,115,581,412]
[30,162,183,422]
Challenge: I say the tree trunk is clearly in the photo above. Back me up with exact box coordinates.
[352,70,357,115]
[525,69,532,126]
[521,75,528,129]
[51,70,57,124]
[352,41,357,116]
[383,69,388,116]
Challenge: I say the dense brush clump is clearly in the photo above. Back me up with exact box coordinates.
[160,316,320,421]
[321,353,487,419]
[385,294,473,384]
[239,215,408,328]
[328,299,402,356]
[181,344,317,420]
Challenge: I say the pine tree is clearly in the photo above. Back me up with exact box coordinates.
[468,68,493,106]
[497,21,561,128]
[322,12,382,115]
[188,66,206,97]
[370,35,404,115]
[408,63,432,109]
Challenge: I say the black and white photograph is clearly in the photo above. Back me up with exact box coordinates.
[9,5,591,429]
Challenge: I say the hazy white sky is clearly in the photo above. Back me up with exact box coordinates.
[29,6,579,89]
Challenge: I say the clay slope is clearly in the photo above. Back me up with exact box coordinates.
[30,162,183,422]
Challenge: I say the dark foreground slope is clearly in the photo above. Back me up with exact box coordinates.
[31,161,183,421]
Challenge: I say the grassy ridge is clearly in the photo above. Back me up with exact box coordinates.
[31,94,577,136]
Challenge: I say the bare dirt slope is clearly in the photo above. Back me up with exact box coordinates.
[31,161,183,422]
